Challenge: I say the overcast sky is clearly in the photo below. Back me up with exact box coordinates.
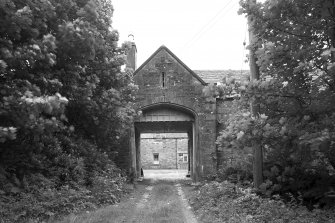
[112,0,249,71]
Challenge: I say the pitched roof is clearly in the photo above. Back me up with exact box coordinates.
[133,45,207,85]
[195,70,250,84]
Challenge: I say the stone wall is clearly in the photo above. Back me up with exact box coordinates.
[141,135,188,169]
[134,46,217,178]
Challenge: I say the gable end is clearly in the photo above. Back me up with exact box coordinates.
[134,45,207,86]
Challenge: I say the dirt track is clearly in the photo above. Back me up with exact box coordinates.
[57,169,197,223]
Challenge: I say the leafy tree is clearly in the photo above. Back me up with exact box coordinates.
[0,0,136,190]
[212,0,335,207]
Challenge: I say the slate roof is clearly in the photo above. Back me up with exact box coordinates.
[194,70,250,84]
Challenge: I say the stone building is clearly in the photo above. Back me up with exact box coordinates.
[141,133,188,169]
[127,43,245,181]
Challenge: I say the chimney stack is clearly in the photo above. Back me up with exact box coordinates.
[126,34,137,71]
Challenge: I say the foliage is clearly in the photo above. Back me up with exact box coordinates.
[0,165,126,222]
[202,74,247,99]
[0,0,136,222]
[189,181,335,223]
[208,0,335,208]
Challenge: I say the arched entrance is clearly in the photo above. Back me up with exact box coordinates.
[130,103,199,181]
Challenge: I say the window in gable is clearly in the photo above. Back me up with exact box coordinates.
[162,72,166,88]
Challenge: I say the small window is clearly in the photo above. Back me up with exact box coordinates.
[153,153,159,164]
[178,153,183,161]
[183,154,188,163]
[162,72,165,88]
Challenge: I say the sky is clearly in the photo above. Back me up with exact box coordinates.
[112,0,249,71]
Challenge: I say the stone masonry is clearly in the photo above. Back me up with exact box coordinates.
[127,44,232,180]
[141,133,188,169]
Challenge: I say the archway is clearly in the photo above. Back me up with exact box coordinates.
[130,103,199,181]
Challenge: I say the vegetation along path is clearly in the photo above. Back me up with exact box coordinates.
[57,170,197,223]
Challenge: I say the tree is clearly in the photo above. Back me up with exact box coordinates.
[0,0,137,189]
[213,0,335,205]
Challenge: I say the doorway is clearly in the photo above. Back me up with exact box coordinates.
[130,103,198,180]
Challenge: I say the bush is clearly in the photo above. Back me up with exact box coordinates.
[0,165,127,223]
[189,181,335,223]
[215,84,335,208]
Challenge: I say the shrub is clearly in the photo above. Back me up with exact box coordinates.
[189,181,335,223]
[0,165,127,223]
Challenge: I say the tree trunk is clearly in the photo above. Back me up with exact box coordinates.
[248,0,263,188]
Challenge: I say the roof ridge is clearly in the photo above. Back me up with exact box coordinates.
[133,45,207,86]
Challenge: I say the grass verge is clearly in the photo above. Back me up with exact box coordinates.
[187,181,335,223]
